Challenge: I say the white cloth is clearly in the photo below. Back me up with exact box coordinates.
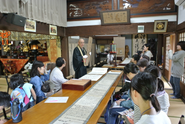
[157,92,170,114]
[0,0,67,27]
[168,50,173,59]
[107,53,114,64]
[50,67,68,92]
[136,110,171,124]
[144,50,153,59]
[83,55,88,59]
[24,62,33,70]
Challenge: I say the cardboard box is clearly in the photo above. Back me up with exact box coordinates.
[62,79,91,91]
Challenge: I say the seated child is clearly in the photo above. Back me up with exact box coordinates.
[0,92,11,124]
[10,74,36,112]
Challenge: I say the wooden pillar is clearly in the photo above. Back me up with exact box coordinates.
[157,34,163,65]
[113,0,118,10]
[61,36,69,77]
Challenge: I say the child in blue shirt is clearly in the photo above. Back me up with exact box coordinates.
[10,74,36,112]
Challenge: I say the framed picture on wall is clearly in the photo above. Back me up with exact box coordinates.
[154,20,168,33]
[100,9,130,25]
[24,19,36,32]
[49,25,57,35]
[132,34,147,55]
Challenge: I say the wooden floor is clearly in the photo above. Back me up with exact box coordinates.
[0,76,184,124]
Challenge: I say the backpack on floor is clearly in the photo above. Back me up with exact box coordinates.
[11,84,31,108]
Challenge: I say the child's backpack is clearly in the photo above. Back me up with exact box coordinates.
[11,84,31,108]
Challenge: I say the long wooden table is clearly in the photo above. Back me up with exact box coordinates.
[5,70,123,124]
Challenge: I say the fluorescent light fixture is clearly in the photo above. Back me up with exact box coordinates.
[70,36,80,39]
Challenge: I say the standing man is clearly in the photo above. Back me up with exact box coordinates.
[73,39,88,79]
[50,57,68,93]
[167,41,185,99]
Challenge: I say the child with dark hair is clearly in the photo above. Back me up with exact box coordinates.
[140,54,149,61]
[117,62,139,95]
[137,58,149,72]
[10,74,36,112]
[156,78,170,114]
[131,54,140,64]
[144,65,160,77]
[30,60,50,103]
[0,92,11,124]
[130,72,171,124]
[104,63,138,124]
[145,65,170,113]
[142,43,153,59]
[167,41,185,99]
[136,51,142,58]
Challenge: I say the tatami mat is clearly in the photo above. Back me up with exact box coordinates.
[170,117,181,124]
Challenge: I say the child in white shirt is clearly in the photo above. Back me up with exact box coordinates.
[130,72,171,124]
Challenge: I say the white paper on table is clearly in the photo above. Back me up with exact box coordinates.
[79,74,103,81]
[88,67,108,75]
[108,71,122,75]
[45,97,69,103]
[103,64,114,67]
[121,58,132,64]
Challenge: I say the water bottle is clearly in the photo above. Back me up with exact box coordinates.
[10,98,22,123]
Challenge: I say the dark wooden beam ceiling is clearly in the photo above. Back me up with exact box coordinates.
[66,22,177,36]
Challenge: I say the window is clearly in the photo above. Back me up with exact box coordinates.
[179,32,185,41]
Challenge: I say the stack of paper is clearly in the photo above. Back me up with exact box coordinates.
[79,74,103,81]
[121,58,132,64]
[108,71,122,75]
[45,97,69,103]
[88,67,108,75]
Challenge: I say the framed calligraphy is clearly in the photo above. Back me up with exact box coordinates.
[100,10,130,25]
[132,34,147,55]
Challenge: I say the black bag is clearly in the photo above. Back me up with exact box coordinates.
[41,82,50,93]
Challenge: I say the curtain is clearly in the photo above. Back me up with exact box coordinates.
[0,0,67,27]
[19,0,67,27]
[0,0,18,13]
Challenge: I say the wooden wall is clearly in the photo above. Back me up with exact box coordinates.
[177,21,185,33]
[66,22,177,36]
[67,0,177,21]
